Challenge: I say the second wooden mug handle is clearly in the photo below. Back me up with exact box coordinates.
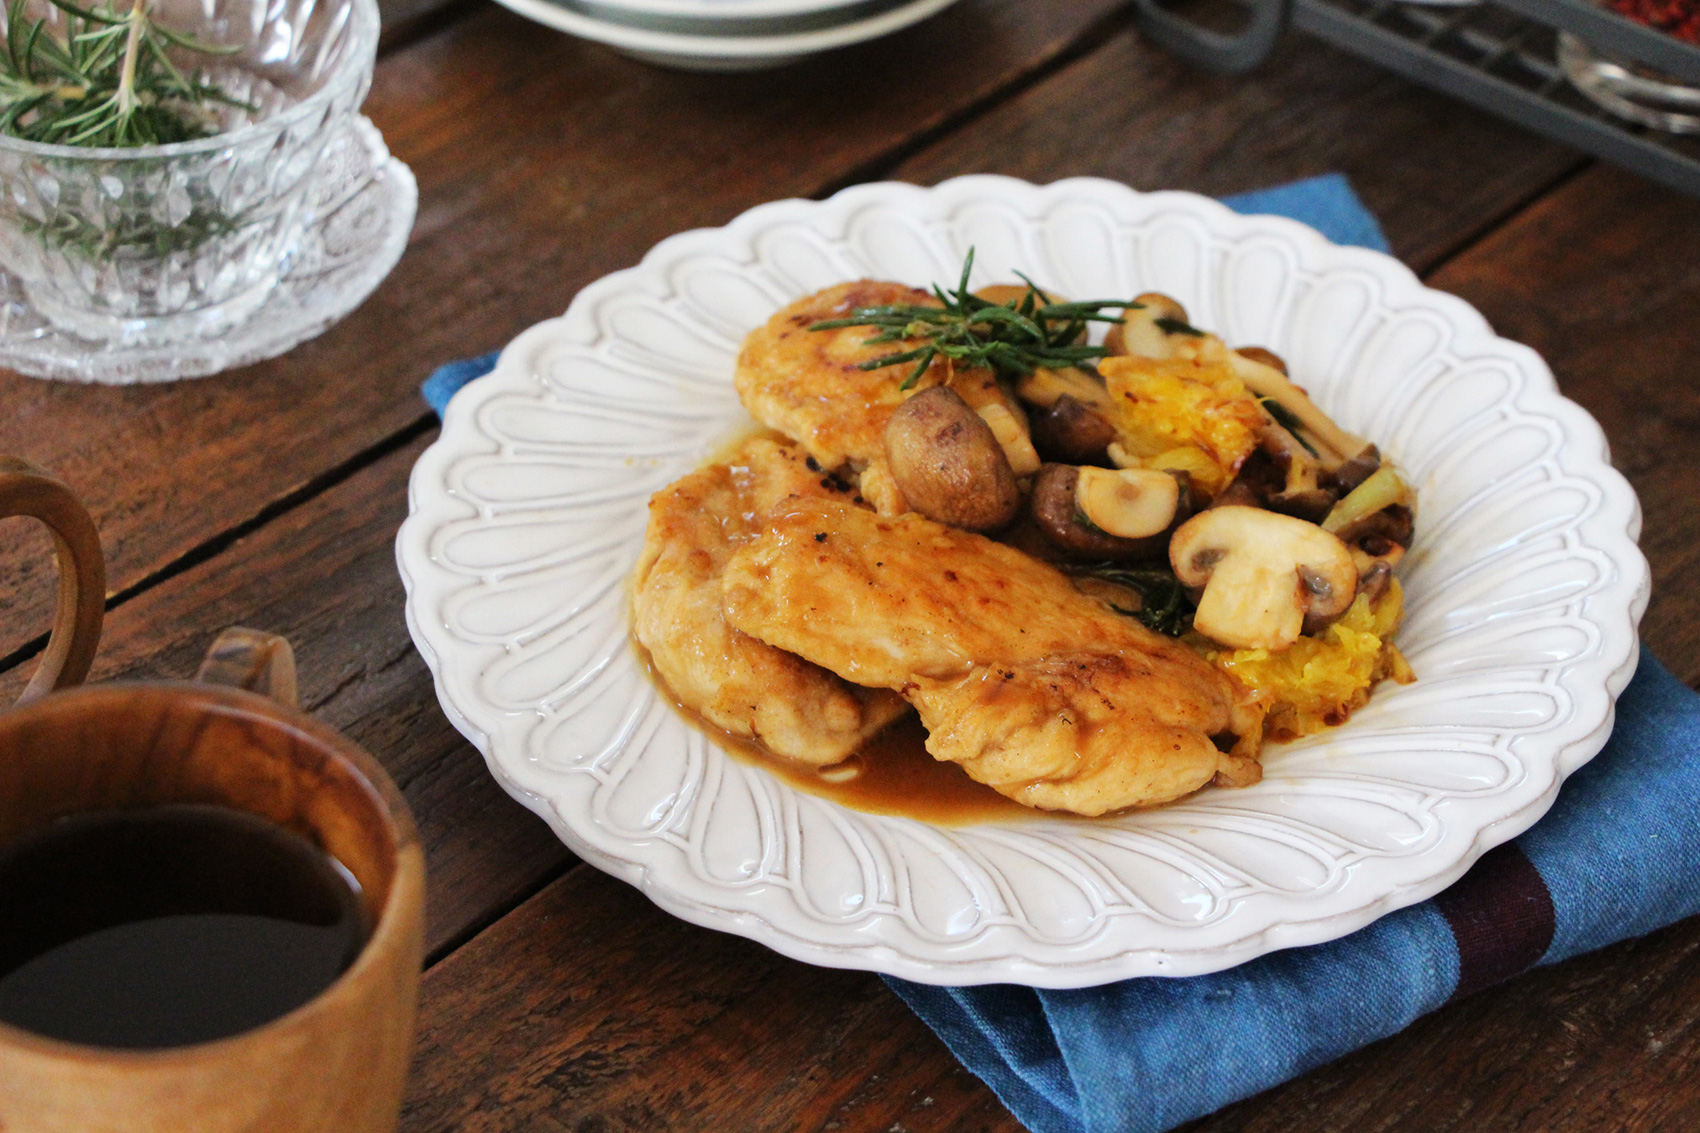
[195,627,300,709]
[0,457,105,705]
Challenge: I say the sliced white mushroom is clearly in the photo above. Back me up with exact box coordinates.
[977,402,1043,477]
[1074,467,1180,539]
[1170,506,1358,651]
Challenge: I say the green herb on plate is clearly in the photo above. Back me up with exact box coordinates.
[808,248,1145,389]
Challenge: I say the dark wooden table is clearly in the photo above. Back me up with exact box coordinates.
[3,1,1698,1128]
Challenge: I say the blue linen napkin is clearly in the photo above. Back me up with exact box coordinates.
[412,177,1700,1132]
[419,174,1390,415]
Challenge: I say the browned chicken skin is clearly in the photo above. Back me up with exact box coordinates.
[722,497,1264,815]
[631,438,908,766]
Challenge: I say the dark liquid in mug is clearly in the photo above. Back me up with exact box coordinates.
[0,804,370,1049]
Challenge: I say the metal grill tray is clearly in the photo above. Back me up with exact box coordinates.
[1138,0,1700,198]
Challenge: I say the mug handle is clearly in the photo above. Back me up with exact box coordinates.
[0,457,105,705]
[196,627,299,709]
[1129,0,1291,74]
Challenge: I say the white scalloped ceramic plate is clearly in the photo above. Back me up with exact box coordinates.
[398,176,1648,987]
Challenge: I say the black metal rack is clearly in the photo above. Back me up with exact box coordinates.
[1134,0,1700,198]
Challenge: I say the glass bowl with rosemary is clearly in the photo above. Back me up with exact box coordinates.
[0,0,379,349]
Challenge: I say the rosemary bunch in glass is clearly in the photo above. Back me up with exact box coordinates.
[810,249,1145,389]
[0,0,250,147]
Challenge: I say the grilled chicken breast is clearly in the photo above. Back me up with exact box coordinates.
[722,496,1264,814]
[632,437,908,766]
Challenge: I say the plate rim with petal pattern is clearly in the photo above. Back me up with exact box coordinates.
[397,175,1648,988]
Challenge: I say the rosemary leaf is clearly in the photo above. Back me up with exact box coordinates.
[809,248,1147,384]
[1071,563,1196,637]
[1154,316,1205,337]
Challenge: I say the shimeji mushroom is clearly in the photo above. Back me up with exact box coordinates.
[1227,349,1371,472]
[1255,423,1337,522]
[1170,506,1359,650]
[1323,464,1416,574]
[1104,293,1193,357]
[976,402,1043,477]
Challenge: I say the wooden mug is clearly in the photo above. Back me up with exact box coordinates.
[0,463,425,1133]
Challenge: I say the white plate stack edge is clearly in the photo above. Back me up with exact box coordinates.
[493,0,963,69]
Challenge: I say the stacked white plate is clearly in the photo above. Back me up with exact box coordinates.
[493,0,963,70]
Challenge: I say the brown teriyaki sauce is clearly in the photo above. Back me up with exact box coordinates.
[0,804,370,1049]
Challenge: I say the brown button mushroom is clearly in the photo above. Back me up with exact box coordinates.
[1208,448,1283,511]
[1030,394,1117,465]
[883,386,1021,532]
[1170,506,1358,651]
[1029,463,1174,561]
[1357,559,1395,606]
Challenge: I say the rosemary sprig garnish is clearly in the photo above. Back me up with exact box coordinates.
[1072,563,1196,637]
[1153,315,1204,337]
[810,249,1146,390]
[0,0,252,147]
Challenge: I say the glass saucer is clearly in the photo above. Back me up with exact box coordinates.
[0,117,417,385]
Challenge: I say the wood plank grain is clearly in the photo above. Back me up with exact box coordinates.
[0,438,569,959]
[404,864,1022,1133]
[405,861,1700,1133]
[888,23,1582,274]
[0,0,1127,669]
